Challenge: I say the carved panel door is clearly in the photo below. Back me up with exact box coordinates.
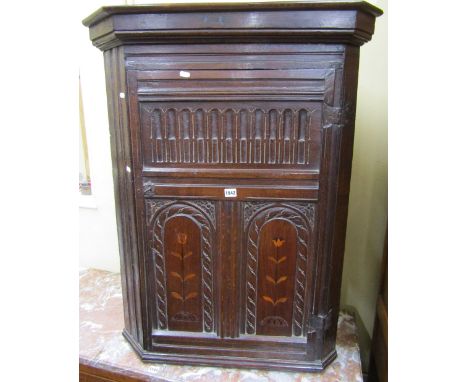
[125,50,334,352]
[241,201,316,338]
[145,199,217,334]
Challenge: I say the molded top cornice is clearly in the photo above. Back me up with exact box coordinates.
[83,1,383,51]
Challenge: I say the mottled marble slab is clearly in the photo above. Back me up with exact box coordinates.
[80,268,363,382]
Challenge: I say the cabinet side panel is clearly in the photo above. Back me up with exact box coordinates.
[103,47,143,345]
[323,45,360,356]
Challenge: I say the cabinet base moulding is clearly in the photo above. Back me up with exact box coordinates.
[123,329,337,372]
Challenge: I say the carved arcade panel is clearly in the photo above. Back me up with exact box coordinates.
[139,101,323,170]
[146,199,216,333]
[243,201,315,337]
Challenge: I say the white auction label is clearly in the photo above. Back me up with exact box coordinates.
[224,188,237,198]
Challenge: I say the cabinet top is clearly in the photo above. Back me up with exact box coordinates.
[83,1,383,50]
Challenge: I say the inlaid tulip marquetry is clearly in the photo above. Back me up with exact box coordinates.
[146,200,216,333]
[169,233,199,323]
[244,202,314,337]
[164,222,203,332]
[261,237,289,328]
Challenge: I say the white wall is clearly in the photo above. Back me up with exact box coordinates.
[78,0,124,272]
[340,0,387,369]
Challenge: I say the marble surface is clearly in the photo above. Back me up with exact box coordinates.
[80,268,363,381]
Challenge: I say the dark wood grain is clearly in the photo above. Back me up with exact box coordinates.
[83,2,382,50]
[80,362,154,382]
[84,1,382,372]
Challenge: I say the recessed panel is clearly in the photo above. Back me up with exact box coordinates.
[146,199,217,333]
[139,101,323,171]
[164,216,203,332]
[256,220,297,336]
[243,201,315,337]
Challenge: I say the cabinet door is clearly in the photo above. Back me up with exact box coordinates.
[126,51,334,350]
[145,199,217,334]
[240,201,316,338]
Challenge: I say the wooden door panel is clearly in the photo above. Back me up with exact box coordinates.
[256,220,297,336]
[145,199,217,334]
[241,201,316,338]
[125,49,340,362]
[133,57,323,348]
[164,216,202,332]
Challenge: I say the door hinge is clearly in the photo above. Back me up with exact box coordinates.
[143,181,155,197]
[323,104,342,126]
[308,309,333,333]
[323,102,356,129]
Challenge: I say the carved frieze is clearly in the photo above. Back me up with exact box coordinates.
[140,105,322,168]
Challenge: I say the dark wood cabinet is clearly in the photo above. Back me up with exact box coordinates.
[83,1,382,372]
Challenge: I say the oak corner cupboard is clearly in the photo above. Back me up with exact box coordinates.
[83,1,382,372]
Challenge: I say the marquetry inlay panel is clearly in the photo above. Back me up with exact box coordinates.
[146,199,216,333]
[242,201,315,337]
